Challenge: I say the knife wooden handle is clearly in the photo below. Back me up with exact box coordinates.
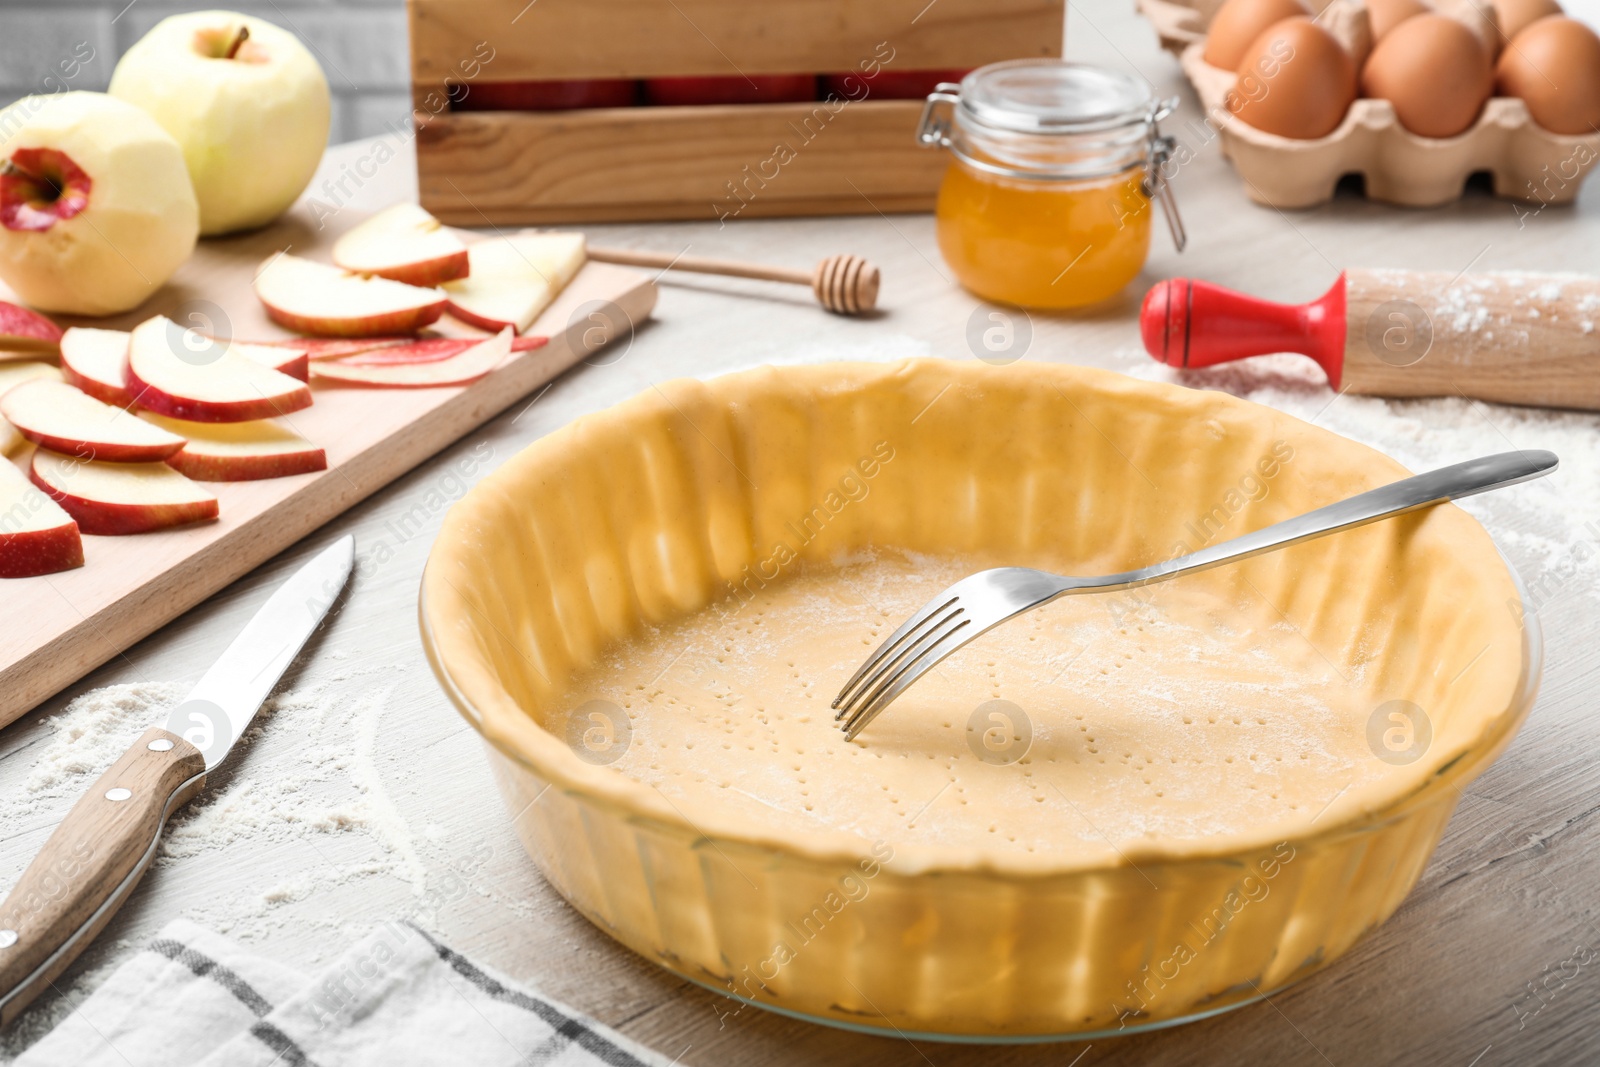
[0,727,204,1027]
[1343,267,1600,410]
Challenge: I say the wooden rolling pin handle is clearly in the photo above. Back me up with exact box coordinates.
[586,246,879,315]
[1340,267,1600,409]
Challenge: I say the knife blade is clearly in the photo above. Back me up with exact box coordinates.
[0,534,355,1027]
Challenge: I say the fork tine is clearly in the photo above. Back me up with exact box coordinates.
[833,600,963,721]
[831,593,960,711]
[841,621,981,741]
[835,606,967,727]
[839,617,970,738]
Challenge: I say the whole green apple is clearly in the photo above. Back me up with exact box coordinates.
[110,10,330,236]
[0,92,198,315]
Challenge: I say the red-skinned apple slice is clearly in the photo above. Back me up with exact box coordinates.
[2,379,186,462]
[60,328,136,407]
[337,334,548,366]
[143,413,326,482]
[127,316,311,423]
[336,336,473,366]
[0,361,63,456]
[254,254,446,337]
[235,340,308,381]
[254,337,413,361]
[0,301,62,354]
[0,360,62,397]
[443,233,585,332]
[332,203,470,286]
[310,327,512,388]
[30,448,217,534]
[0,458,83,577]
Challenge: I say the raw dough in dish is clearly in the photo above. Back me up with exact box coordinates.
[429,358,1524,869]
[424,360,1531,1036]
[565,550,1411,862]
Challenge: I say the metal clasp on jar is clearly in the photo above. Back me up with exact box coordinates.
[915,83,963,150]
[1143,100,1187,253]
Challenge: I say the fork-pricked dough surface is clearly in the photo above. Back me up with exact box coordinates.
[562,549,1399,860]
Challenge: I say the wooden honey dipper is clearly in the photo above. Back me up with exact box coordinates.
[586,246,880,315]
[1142,269,1600,411]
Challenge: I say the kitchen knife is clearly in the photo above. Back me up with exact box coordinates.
[1141,270,1600,411]
[0,534,355,1027]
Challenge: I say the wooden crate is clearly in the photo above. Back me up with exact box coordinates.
[407,0,1064,224]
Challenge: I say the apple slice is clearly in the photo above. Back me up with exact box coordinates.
[0,360,63,397]
[0,459,83,577]
[235,340,309,381]
[127,316,312,423]
[254,254,447,337]
[0,361,64,456]
[443,233,585,333]
[143,414,326,482]
[31,448,217,535]
[337,334,548,366]
[332,203,470,286]
[254,337,413,362]
[310,327,512,388]
[0,300,62,355]
[336,336,474,366]
[60,328,136,407]
[2,379,186,462]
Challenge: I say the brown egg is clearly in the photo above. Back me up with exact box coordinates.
[1497,16,1600,134]
[1436,0,1503,56]
[1203,0,1313,71]
[1228,18,1358,139]
[1361,14,1494,137]
[1491,0,1563,41]
[1368,0,1433,40]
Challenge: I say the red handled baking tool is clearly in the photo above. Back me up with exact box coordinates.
[1141,270,1600,411]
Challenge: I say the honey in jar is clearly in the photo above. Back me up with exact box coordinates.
[918,62,1184,309]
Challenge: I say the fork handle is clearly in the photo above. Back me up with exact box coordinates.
[1107,450,1557,592]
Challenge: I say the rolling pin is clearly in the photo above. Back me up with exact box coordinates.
[1141,269,1600,411]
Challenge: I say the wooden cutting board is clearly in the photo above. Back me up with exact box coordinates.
[0,205,656,729]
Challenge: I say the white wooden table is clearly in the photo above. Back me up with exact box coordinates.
[4,6,1598,1064]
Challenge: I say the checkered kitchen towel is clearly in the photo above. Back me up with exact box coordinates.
[16,919,668,1067]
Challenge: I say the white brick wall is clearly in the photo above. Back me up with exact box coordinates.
[0,1,411,145]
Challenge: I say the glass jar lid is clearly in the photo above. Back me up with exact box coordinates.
[956,60,1158,136]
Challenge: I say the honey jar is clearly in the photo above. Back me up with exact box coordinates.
[918,61,1185,309]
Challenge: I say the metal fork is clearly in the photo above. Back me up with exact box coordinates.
[833,450,1557,740]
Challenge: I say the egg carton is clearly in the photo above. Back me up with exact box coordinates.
[1136,0,1600,208]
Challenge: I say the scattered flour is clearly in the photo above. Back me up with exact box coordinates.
[0,673,434,1062]
[1120,349,1600,611]
[8,673,429,934]
[20,681,188,798]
